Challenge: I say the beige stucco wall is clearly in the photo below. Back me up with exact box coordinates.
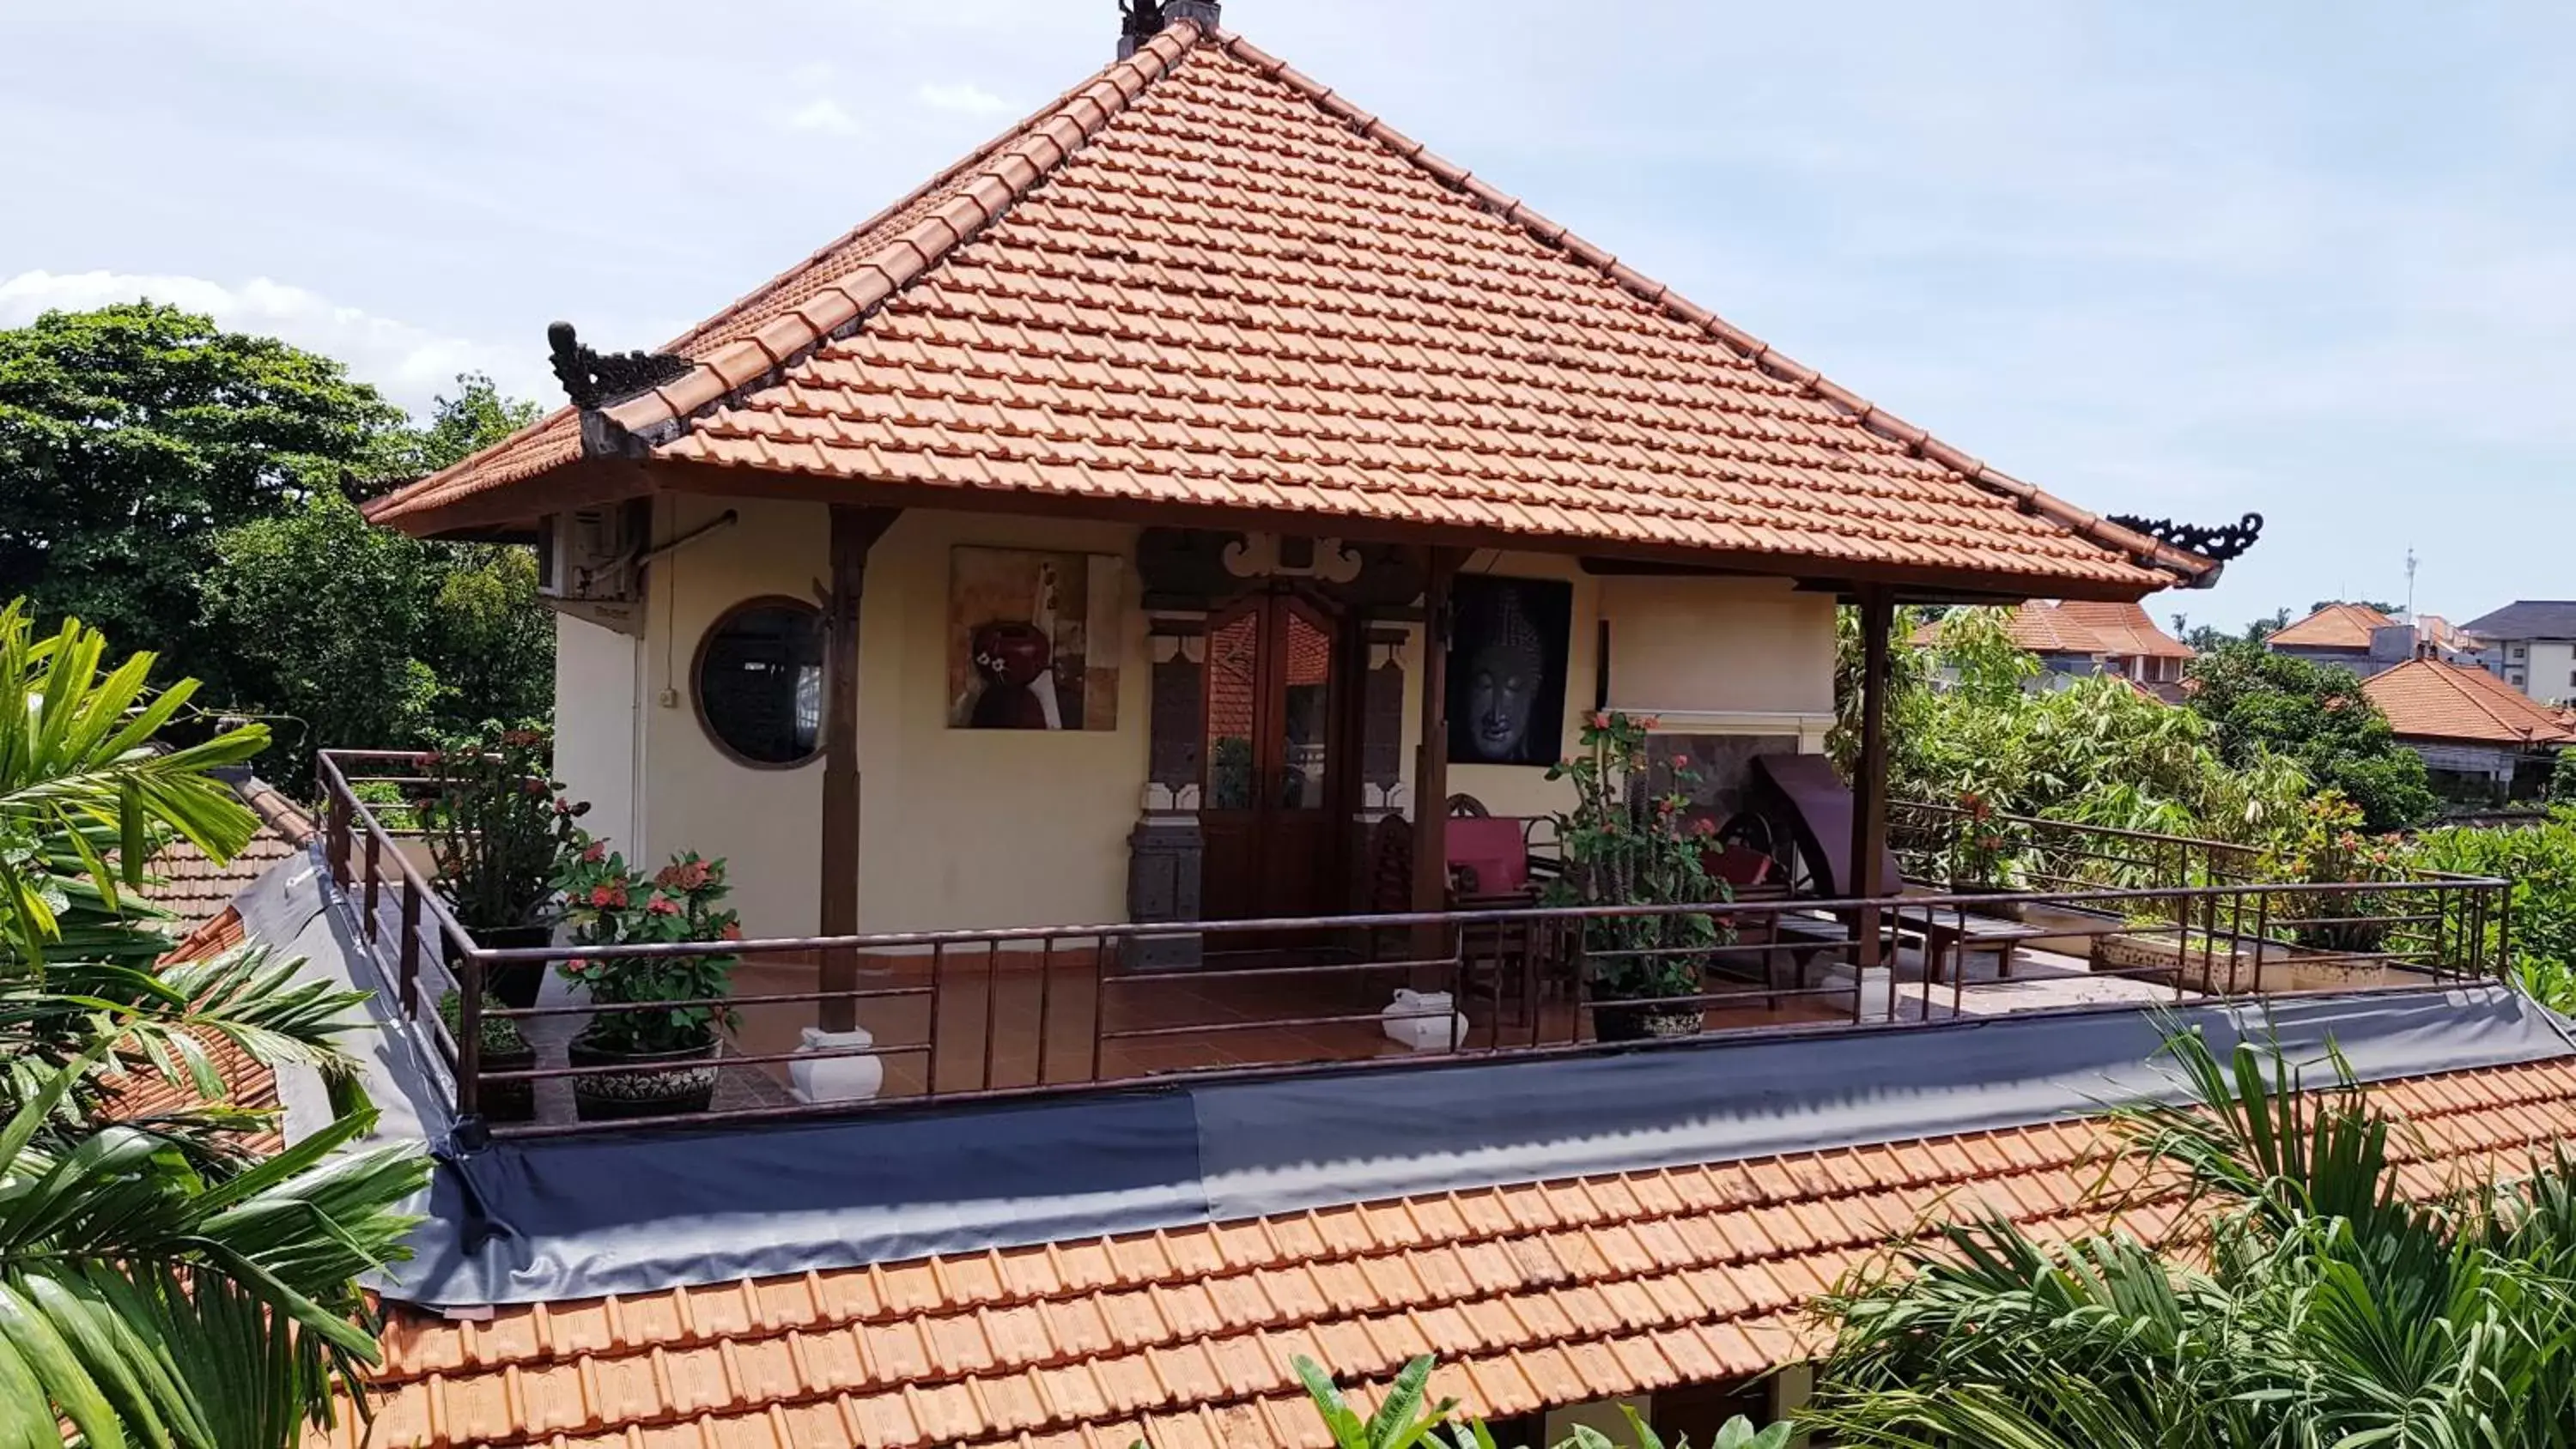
[1406,559,1835,822]
[552,611,640,853]
[574,518,1834,939]
[615,497,1147,939]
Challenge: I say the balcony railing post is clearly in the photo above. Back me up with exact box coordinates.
[324,773,351,888]
[398,876,422,1016]
[455,947,484,1122]
[2495,882,2514,984]
[362,829,382,943]
[2249,889,2270,995]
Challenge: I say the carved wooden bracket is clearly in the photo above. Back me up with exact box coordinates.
[548,322,696,411]
[2108,512,2265,562]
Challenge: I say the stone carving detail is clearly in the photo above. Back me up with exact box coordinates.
[548,322,697,411]
[1220,533,1364,585]
[2108,512,2265,563]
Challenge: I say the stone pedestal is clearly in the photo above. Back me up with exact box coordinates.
[789,1026,886,1103]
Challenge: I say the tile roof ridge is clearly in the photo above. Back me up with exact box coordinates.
[1207,27,2213,590]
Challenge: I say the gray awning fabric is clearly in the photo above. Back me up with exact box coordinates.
[237,855,2576,1311]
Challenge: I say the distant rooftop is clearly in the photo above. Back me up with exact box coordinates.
[2461,601,2576,641]
[2269,601,2396,652]
[2364,658,2576,747]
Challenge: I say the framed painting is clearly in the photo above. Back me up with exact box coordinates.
[947,547,1122,731]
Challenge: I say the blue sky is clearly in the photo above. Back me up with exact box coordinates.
[2,0,2567,632]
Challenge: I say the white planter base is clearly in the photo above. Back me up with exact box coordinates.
[1382,990,1470,1052]
[790,1026,886,1104]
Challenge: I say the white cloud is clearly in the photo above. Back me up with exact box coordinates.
[781,98,860,135]
[0,270,544,417]
[914,81,1010,117]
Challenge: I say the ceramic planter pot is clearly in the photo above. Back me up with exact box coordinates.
[567,1030,720,1123]
[475,1042,537,1124]
[1593,1000,1705,1042]
[448,924,552,1011]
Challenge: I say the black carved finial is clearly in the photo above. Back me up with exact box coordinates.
[547,321,698,411]
[2107,511,2266,563]
[1121,0,1166,38]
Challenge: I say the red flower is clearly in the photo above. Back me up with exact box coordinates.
[720,922,744,942]
[1590,712,1611,730]
[522,779,548,796]
[554,797,575,815]
[1689,818,1718,838]
[580,840,608,864]
[1670,755,1692,771]
[647,894,681,917]
[588,883,627,909]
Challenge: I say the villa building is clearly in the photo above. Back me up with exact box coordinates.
[2461,601,2576,706]
[195,4,2563,1446]
[1917,599,2193,699]
[2363,656,2575,803]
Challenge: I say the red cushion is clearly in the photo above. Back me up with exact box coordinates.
[1445,816,1530,896]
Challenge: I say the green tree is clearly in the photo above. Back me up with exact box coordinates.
[2187,641,2438,831]
[0,603,428,1446]
[1804,1027,2576,1446]
[199,377,553,785]
[0,303,406,680]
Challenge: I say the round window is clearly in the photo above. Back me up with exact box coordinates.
[694,599,828,767]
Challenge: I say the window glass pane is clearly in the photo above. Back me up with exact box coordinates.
[1204,610,1260,811]
[1279,608,1334,809]
[698,602,828,765]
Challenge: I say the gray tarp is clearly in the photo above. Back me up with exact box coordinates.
[245,850,2576,1310]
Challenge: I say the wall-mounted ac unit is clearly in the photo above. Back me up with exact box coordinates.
[536,501,645,602]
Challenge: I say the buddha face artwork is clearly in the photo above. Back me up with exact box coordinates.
[1447,575,1570,766]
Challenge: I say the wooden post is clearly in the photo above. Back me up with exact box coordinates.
[819,505,901,1033]
[1850,589,1896,973]
[1411,549,1463,961]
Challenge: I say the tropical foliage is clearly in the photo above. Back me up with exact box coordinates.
[2413,805,2576,1010]
[1851,608,2315,851]
[1,303,552,776]
[1284,1353,1786,1449]
[1803,1023,2576,1445]
[0,603,428,1446]
[1545,712,1724,1002]
[2186,640,2439,832]
[418,726,586,933]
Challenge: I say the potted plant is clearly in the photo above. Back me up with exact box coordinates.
[1942,790,2029,919]
[419,728,587,1009]
[1546,711,1730,1041]
[551,834,743,1122]
[2261,793,2406,959]
[437,989,536,1124]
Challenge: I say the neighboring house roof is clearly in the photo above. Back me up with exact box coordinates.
[2054,600,2194,661]
[362,21,2211,596]
[133,775,317,932]
[2461,601,2576,641]
[1911,602,2114,658]
[2364,658,2576,747]
[2267,602,2396,652]
[340,1057,2576,1449]
[2416,614,2476,653]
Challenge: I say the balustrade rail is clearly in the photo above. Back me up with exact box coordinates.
[316,751,2516,1142]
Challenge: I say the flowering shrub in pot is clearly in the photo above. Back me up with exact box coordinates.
[1545,712,1730,1041]
[419,727,586,1009]
[551,833,744,1121]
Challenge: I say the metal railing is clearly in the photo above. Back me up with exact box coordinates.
[316,751,2517,1142]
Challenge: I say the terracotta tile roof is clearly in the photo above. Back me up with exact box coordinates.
[336,1058,2576,1449]
[2054,600,2193,660]
[1912,602,2105,657]
[367,22,2211,597]
[99,907,289,1156]
[2268,602,2396,652]
[2364,658,2576,747]
[134,776,317,932]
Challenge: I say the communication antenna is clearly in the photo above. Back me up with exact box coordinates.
[2404,549,2420,621]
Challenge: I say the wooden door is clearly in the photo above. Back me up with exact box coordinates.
[1198,591,1345,926]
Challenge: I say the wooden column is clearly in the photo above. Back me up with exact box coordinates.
[1850,589,1896,973]
[1410,549,1463,960]
[820,504,902,1032]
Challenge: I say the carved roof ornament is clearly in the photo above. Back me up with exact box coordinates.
[1120,0,1165,39]
[2108,512,2265,563]
[548,322,697,412]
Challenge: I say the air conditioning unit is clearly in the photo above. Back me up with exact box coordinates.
[537,502,644,602]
